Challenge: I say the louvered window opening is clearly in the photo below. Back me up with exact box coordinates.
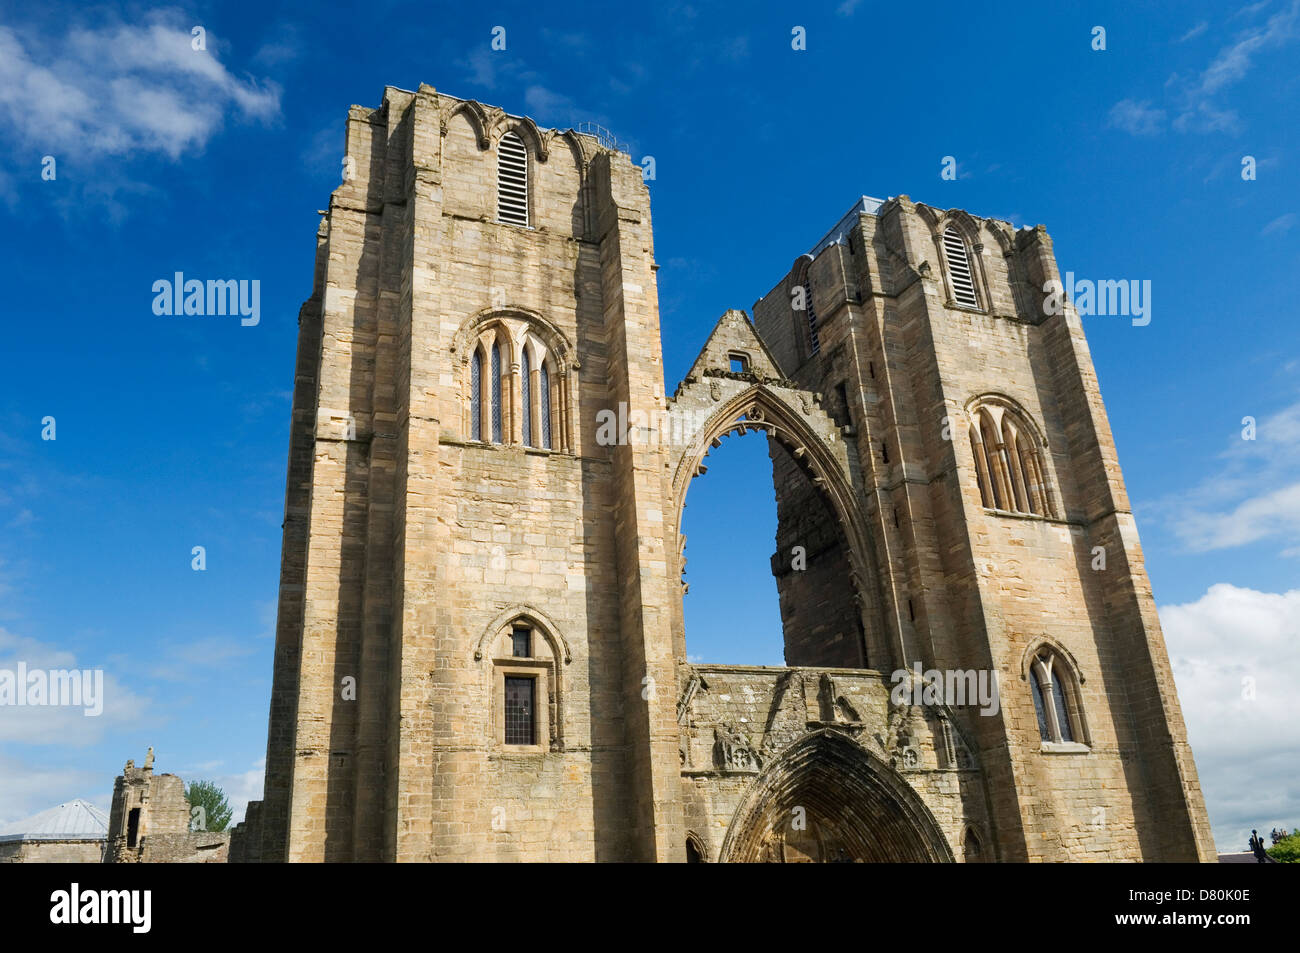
[497,132,529,227]
[943,227,979,309]
[803,282,820,355]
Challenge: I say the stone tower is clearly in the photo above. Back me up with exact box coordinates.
[234,86,1214,862]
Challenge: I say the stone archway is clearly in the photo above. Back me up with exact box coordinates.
[668,381,896,671]
[719,730,954,863]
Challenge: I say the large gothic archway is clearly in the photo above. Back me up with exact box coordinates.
[719,730,954,863]
[668,380,895,671]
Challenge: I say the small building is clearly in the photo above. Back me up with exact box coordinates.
[0,798,108,863]
[105,747,229,863]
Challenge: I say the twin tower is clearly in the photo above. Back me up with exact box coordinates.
[229,85,1215,862]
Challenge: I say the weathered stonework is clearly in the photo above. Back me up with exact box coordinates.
[237,87,1214,862]
[105,749,229,863]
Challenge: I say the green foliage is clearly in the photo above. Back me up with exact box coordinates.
[184,779,233,833]
[1267,829,1300,863]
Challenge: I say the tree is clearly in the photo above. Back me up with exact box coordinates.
[1267,829,1300,864]
[184,780,233,833]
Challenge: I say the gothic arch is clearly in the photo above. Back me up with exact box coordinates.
[496,117,548,162]
[919,206,991,312]
[718,729,955,863]
[669,382,894,670]
[962,392,1049,449]
[472,604,573,663]
[444,99,491,149]
[1018,635,1085,686]
[452,306,577,374]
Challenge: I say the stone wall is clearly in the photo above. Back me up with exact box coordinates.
[0,839,104,863]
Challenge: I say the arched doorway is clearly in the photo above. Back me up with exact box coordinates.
[719,730,954,863]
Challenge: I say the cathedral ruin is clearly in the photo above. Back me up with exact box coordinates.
[229,84,1215,863]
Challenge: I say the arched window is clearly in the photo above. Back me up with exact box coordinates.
[686,835,705,863]
[803,281,820,355]
[462,319,570,452]
[943,226,979,309]
[963,828,985,863]
[967,400,1057,518]
[497,131,529,227]
[470,349,483,441]
[539,362,552,449]
[1028,648,1086,747]
[490,342,502,443]
[477,609,569,752]
[521,347,532,447]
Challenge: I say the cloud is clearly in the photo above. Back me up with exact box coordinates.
[1177,21,1209,43]
[0,754,108,830]
[0,628,151,746]
[838,0,864,15]
[1111,2,1300,136]
[1262,212,1297,235]
[1177,483,1300,552]
[1160,583,1300,851]
[1175,0,1299,131]
[0,11,280,162]
[1155,399,1300,555]
[1196,1,1299,96]
[147,636,257,682]
[524,85,580,127]
[1107,99,1166,136]
[210,759,264,825]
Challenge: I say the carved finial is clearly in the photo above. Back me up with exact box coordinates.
[144,747,154,770]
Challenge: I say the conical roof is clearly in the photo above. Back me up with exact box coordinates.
[0,799,109,841]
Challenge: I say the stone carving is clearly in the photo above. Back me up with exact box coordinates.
[714,724,762,772]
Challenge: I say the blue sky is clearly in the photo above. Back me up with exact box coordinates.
[0,1,1296,853]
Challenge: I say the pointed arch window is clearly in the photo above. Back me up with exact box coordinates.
[1028,648,1087,748]
[539,362,552,449]
[967,400,1057,518]
[943,226,980,309]
[470,349,483,441]
[497,131,530,227]
[463,320,570,452]
[490,342,503,443]
[521,348,533,447]
[803,281,821,355]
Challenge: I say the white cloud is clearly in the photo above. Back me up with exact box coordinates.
[211,759,265,825]
[0,12,280,162]
[0,628,151,745]
[0,754,108,830]
[523,85,577,126]
[1160,583,1300,851]
[1112,2,1299,136]
[1263,212,1297,235]
[1196,0,1300,96]
[1159,399,1300,555]
[1107,99,1166,136]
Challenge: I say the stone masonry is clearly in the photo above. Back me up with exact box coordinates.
[234,86,1215,862]
[105,748,229,863]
